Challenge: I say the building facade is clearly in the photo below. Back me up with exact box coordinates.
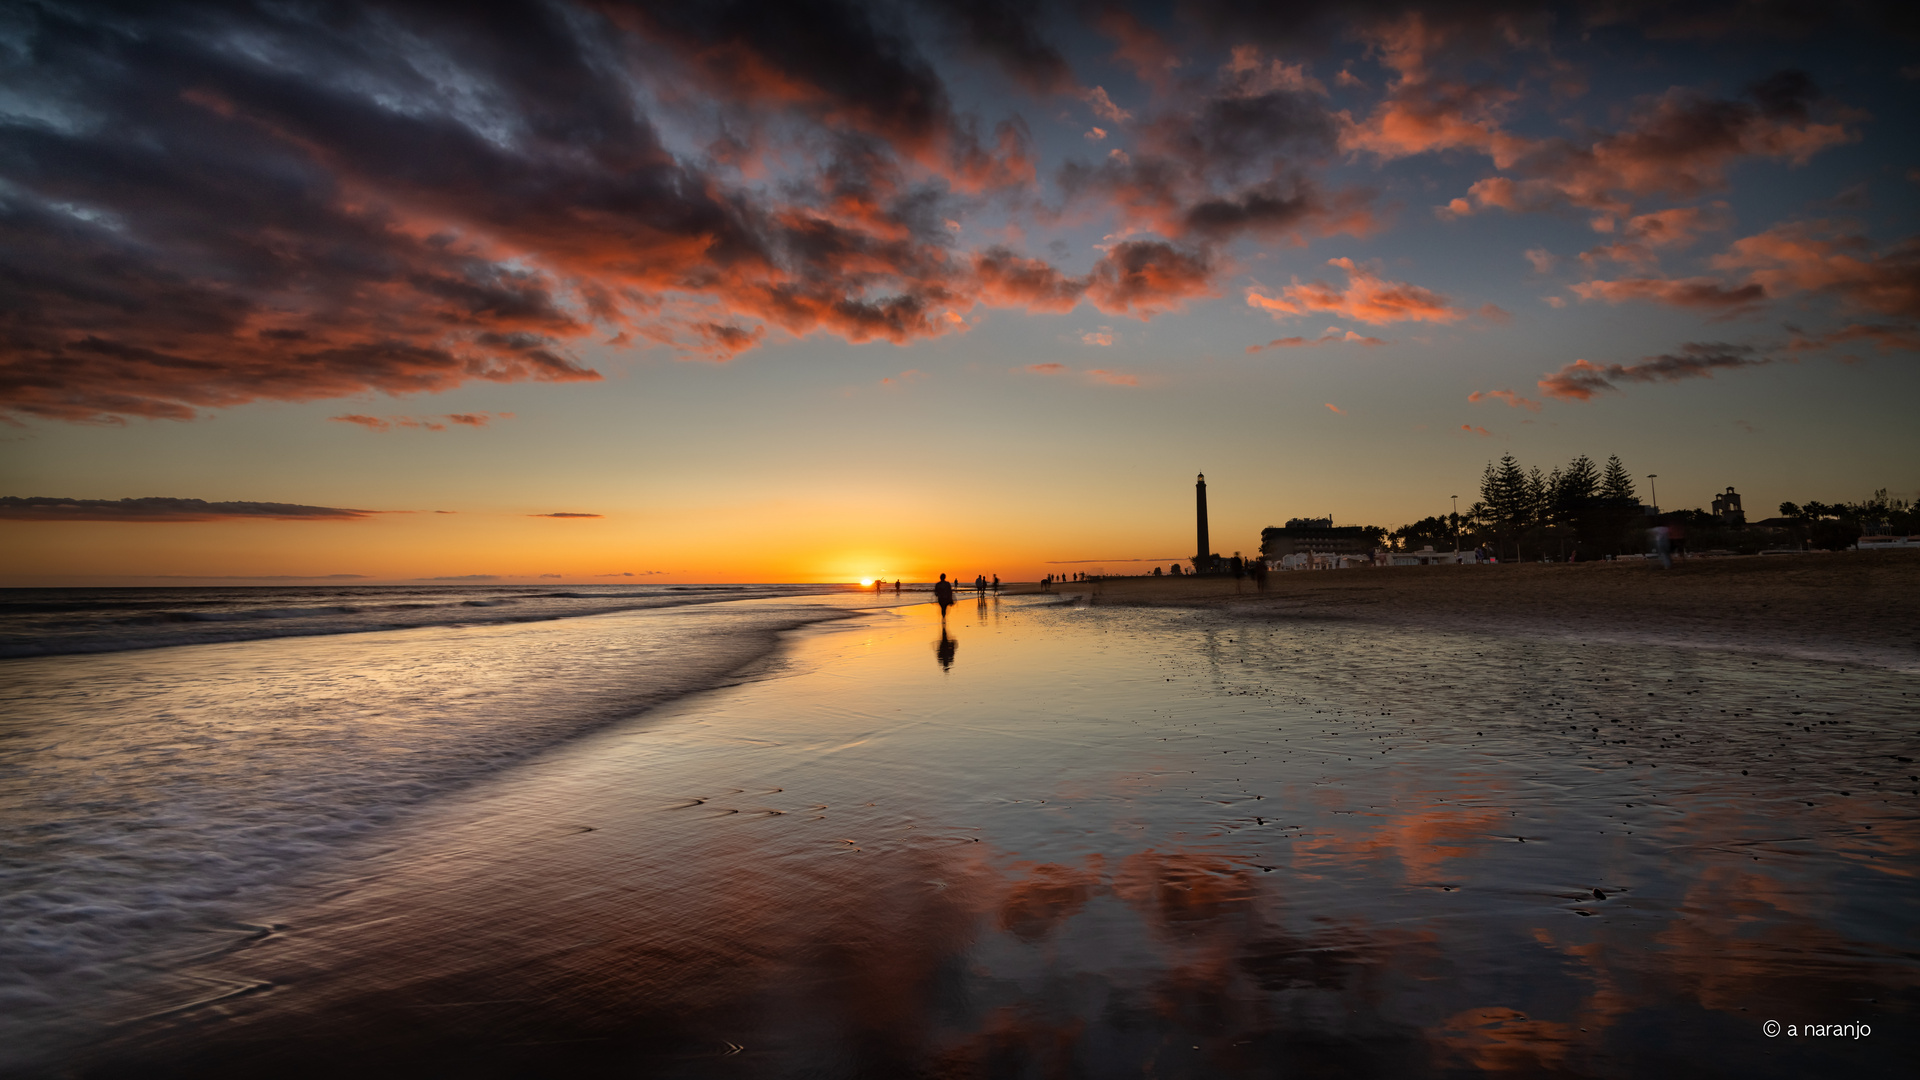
[1260,518,1378,562]
[1711,486,1745,525]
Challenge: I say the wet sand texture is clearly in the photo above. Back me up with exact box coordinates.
[1040,552,1920,671]
[70,596,1919,1079]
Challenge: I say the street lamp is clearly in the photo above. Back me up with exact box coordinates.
[1647,474,1659,515]
[1450,494,1459,552]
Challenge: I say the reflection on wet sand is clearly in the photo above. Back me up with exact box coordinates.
[84,599,1918,1078]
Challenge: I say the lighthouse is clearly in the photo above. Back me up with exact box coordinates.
[1194,473,1213,573]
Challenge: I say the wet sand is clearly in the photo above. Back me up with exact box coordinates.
[1032,552,1920,672]
[66,593,1919,1079]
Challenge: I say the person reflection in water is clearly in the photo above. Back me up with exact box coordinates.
[934,625,958,671]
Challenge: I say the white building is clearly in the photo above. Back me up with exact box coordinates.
[1386,546,1481,567]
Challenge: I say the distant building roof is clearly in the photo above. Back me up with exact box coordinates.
[1261,522,1376,558]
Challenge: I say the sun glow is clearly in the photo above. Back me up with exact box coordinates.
[859,578,874,586]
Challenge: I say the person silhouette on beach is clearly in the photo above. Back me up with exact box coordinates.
[934,573,955,615]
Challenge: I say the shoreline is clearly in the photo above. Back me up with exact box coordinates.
[0,594,886,1075]
[56,592,1920,1079]
[1020,552,1920,671]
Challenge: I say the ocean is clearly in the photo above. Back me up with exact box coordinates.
[0,583,891,1070]
[2,587,1915,1077]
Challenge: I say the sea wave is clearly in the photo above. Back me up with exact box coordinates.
[0,583,857,658]
[0,595,875,1068]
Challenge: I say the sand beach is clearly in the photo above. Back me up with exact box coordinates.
[11,567,1911,1079]
[1035,552,1920,673]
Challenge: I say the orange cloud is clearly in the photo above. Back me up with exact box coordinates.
[1568,277,1766,311]
[1025,363,1070,375]
[531,512,602,518]
[1343,79,1525,165]
[975,249,1089,313]
[1711,222,1920,318]
[1324,402,1343,414]
[1580,205,1730,266]
[1086,369,1139,386]
[1247,258,1465,325]
[1461,424,1492,437]
[1082,86,1134,124]
[1468,389,1541,411]
[1340,13,1528,167]
[977,241,1217,321]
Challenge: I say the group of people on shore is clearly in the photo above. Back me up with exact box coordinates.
[927,573,998,612]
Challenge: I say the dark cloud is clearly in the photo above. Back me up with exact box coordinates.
[1785,322,1920,353]
[532,512,604,518]
[0,0,1044,422]
[1149,79,1338,178]
[0,1,1902,427]
[1538,342,1770,401]
[1445,73,1855,218]
[1746,69,1820,119]
[1569,277,1768,309]
[0,497,373,521]
[915,0,1074,93]
[1184,184,1318,239]
[329,412,512,431]
[142,574,371,580]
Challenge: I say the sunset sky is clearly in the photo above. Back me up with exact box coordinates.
[3,1,1916,584]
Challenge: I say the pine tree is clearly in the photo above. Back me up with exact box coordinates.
[1482,454,1531,558]
[1559,455,1600,504]
[1555,455,1599,521]
[1600,455,1636,502]
[1526,466,1548,526]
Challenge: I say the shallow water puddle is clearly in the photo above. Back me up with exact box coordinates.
[81,596,1920,1077]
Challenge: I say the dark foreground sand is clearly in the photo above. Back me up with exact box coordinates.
[1026,552,1920,671]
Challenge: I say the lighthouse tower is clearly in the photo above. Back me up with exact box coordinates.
[1194,473,1214,573]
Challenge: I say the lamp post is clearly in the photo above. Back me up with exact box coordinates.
[1647,474,1659,515]
[1450,494,1459,552]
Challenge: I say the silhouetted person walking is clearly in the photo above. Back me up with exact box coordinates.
[934,573,955,615]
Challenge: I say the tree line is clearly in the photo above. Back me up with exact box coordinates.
[1388,459,1914,559]
[1777,489,1915,549]
[1391,453,1644,561]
